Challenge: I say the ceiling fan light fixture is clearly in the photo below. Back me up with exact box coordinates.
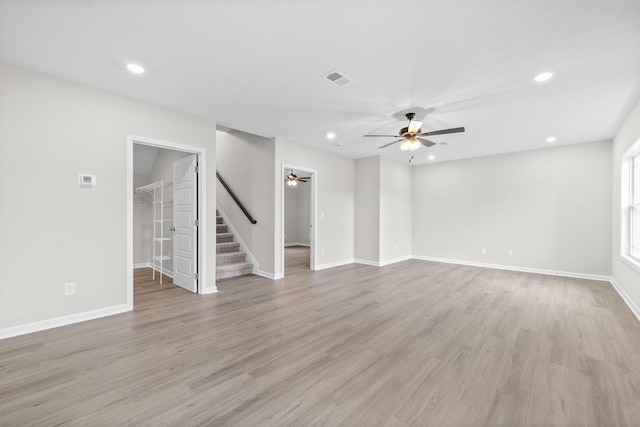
[400,139,421,151]
[287,179,297,186]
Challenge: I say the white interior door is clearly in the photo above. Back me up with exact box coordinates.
[172,154,198,293]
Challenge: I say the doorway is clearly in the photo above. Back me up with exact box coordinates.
[126,135,208,309]
[281,164,317,276]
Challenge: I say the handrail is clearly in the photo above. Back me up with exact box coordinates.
[216,172,257,224]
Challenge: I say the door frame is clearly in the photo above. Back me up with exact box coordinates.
[281,163,317,275]
[126,135,209,309]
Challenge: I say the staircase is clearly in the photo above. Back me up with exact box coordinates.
[216,212,254,279]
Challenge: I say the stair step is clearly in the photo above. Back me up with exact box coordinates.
[217,232,234,243]
[216,224,229,233]
[216,216,223,224]
[216,261,253,279]
[217,251,246,265]
[217,242,240,253]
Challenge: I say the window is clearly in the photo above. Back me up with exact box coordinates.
[622,137,640,269]
[631,149,640,260]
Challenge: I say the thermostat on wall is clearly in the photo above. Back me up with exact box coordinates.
[78,173,96,187]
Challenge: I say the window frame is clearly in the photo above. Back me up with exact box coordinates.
[630,149,640,259]
[622,137,640,272]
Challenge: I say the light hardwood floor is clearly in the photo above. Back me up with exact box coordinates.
[1,248,640,426]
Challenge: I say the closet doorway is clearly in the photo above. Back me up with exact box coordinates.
[126,136,207,308]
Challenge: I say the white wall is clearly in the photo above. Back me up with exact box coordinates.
[355,157,380,263]
[412,140,612,276]
[380,157,412,263]
[216,130,276,276]
[354,156,412,265]
[275,138,355,274]
[0,63,217,331]
[611,97,640,315]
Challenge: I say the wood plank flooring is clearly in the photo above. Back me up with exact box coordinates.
[1,248,640,426]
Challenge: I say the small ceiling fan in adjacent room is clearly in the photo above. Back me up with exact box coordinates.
[364,112,465,151]
[286,170,310,187]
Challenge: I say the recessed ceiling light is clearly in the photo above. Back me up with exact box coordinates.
[546,136,557,143]
[126,63,145,74]
[428,155,436,160]
[326,132,336,140]
[534,71,554,83]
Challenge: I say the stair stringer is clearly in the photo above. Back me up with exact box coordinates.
[216,207,262,278]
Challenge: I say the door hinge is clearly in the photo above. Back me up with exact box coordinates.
[195,219,200,226]
[194,165,199,173]
[194,273,199,280]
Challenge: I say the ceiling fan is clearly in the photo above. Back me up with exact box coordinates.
[364,112,465,151]
[286,170,310,186]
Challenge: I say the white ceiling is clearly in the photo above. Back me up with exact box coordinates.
[1,1,639,165]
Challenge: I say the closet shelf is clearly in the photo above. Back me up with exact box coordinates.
[135,179,173,284]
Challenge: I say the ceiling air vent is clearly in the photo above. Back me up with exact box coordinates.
[323,70,352,87]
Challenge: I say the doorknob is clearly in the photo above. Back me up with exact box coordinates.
[170,226,176,232]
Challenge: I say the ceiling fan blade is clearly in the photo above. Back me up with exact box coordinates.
[364,134,400,137]
[421,127,465,136]
[298,177,311,180]
[378,139,404,149]
[297,179,308,182]
[417,138,436,148]
[408,120,423,134]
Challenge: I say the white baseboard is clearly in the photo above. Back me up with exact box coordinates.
[610,277,640,322]
[202,285,219,294]
[285,243,310,247]
[0,304,130,340]
[315,259,355,271]
[254,270,284,280]
[380,255,412,266]
[354,258,380,266]
[134,262,151,269]
[412,255,611,282]
[355,256,412,267]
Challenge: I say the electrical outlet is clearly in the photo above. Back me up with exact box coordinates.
[321,248,325,256]
[395,243,399,251]
[481,248,487,255]
[64,282,76,296]
[508,249,513,256]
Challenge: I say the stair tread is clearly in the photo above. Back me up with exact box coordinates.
[216,242,239,247]
[216,261,253,271]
